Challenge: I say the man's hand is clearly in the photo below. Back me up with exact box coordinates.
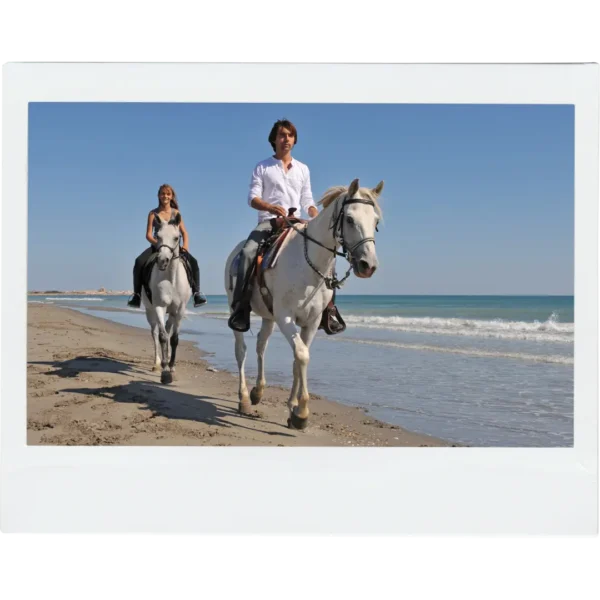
[269,204,287,218]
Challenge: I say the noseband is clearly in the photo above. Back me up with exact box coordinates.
[155,244,180,259]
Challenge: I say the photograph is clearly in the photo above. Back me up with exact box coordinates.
[27,101,574,448]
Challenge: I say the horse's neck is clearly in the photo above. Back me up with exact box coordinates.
[303,201,340,274]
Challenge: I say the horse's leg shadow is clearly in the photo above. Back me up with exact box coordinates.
[250,318,275,405]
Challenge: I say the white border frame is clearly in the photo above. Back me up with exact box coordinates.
[2,63,597,533]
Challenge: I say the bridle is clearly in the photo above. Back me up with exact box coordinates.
[284,194,378,290]
[154,243,181,262]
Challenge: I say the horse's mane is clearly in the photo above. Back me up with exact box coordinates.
[317,185,382,217]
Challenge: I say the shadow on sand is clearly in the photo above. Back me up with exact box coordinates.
[32,355,294,438]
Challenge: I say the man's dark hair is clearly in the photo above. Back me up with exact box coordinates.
[268,119,298,151]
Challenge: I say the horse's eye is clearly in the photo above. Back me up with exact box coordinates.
[346,216,355,226]
[173,237,179,243]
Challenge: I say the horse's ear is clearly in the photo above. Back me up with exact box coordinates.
[171,212,182,226]
[154,214,164,227]
[373,180,384,196]
[348,178,360,197]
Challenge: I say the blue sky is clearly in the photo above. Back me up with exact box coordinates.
[28,103,574,295]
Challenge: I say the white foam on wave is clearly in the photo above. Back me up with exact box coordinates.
[327,337,573,365]
[185,309,573,345]
[343,311,573,343]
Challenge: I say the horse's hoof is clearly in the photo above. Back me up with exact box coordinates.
[288,412,308,430]
[238,402,253,415]
[161,371,173,385]
[250,387,263,405]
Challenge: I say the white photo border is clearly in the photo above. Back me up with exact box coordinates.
[1,63,597,533]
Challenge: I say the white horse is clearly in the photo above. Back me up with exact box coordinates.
[141,213,192,384]
[224,178,383,429]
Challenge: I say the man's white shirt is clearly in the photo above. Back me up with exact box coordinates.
[248,156,316,222]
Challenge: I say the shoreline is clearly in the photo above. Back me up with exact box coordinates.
[29,291,131,296]
[27,304,452,447]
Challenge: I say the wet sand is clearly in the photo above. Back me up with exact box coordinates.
[27,304,451,447]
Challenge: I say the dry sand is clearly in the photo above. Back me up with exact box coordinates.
[27,304,451,447]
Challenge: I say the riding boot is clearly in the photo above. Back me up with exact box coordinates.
[228,303,251,332]
[127,264,143,308]
[127,293,141,308]
[228,264,254,332]
[192,289,207,307]
[182,250,207,307]
[228,289,252,332]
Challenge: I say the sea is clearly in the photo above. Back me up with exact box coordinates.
[28,294,574,447]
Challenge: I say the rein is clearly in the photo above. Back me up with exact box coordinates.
[282,196,377,290]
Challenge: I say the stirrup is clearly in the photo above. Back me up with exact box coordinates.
[319,304,346,335]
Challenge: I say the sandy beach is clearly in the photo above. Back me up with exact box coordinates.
[27,304,450,447]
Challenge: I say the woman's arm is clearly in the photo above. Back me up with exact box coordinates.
[146,211,158,245]
[179,216,190,252]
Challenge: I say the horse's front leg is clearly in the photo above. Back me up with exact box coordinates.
[165,312,182,380]
[154,306,172,384]
[144,308,162,372]
[250,318,275,405]
[234,331,252,414]
[276,314,311,430]
[295,323,319,423]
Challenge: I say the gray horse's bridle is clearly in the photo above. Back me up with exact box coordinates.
[285,194,378,289]
[330,196,378,257]
[155,243,181,259]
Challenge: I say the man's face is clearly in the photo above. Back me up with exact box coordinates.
[275,126,295,154]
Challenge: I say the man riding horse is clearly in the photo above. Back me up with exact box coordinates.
[227,119,344,334]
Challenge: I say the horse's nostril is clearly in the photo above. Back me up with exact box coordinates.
[359,260,370,271]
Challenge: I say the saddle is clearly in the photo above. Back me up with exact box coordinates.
[233,208,346,335]
[230,209,305,313]
[256,211,306,287]
[141,251,194,305]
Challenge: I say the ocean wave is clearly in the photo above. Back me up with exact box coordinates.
[343,312,573,343]
[327,337,573,365]
[186,309,574,343]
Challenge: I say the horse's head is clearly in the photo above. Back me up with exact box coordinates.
[154,213,181,270]
[334,178,383,278]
